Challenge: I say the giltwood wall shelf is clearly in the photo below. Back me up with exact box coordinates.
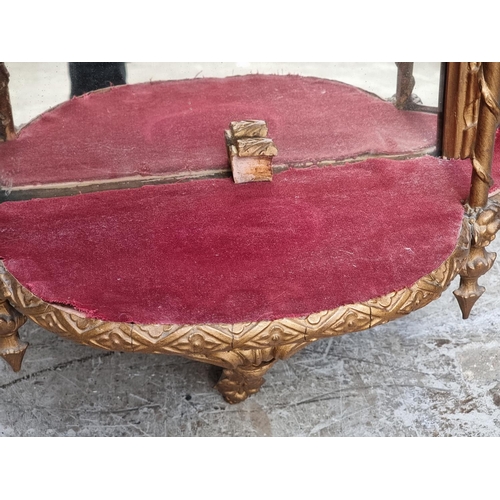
[1,63,499,404]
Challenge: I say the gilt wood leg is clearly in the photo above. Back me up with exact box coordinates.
[454,202,500,318]
[214,343,307,404]
[215,361,276,404]
[0,298,28,372]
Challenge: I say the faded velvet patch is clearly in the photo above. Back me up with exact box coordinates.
[0,155,471,325]
[0,75,437,188]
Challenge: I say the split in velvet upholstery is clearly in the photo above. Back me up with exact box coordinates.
[1,71,500,404]
[0,75,438,199]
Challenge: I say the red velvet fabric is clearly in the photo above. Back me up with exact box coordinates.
[0,75,437,188]
[0,155,472,325]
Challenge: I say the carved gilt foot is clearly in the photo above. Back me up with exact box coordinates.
[213,342,308,404]
[454,202,500,318]
[0,298,28,372]
[215,361,275,404]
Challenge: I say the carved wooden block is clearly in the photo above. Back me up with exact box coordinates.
[225,120,277,184]
[230,119,268,138]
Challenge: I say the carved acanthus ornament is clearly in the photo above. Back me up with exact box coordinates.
[0,213,472,403]
[454,201,500,318]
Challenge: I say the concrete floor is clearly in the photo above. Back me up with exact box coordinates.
[1,63,499,437]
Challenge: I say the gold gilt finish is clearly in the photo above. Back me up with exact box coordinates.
[1,63,500,403]
[0,215,472,403]
[442,62,481,159]
[230,120,268,138]
[454,202,500,318]
[0,63,16,142]
[452,63,500,318]
[225,119,277,184]
[468,63,500,208]
[0,298,28,371]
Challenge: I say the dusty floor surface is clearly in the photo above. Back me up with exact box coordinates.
[1,63,499,437]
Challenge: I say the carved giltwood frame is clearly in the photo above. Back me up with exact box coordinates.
[0,213,477,403]
[1,63,500,403]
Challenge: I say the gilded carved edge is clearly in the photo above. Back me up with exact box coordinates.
[0,214,472,372]
[442,62,481,159]
[468,63,500,208]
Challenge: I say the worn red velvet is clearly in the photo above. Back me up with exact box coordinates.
[0,155,474,325]
[0,75,437,188]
